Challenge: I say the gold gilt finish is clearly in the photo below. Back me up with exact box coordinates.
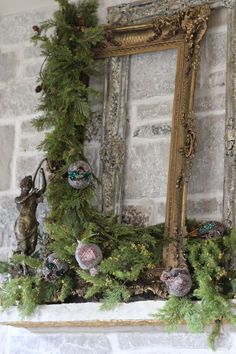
[2,319,164,328]
[96,5,210,269]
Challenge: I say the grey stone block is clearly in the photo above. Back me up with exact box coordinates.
[8,333,112,354]
[187,196,223,218]
[0,196,18,248]
[197,70,226,91]
[124,142,170,199]
[36,202,50,237]
[136,98,173,121]
[88,71,105,109]
[205,71,226,89]
[16,154,45,186]
[84,144,100,178]
[118,332,211,350]
[0,7,55,46]
[19,134,44,153]
[0,125,15,191]
[24,45,41,59]
[189,114,225,194]
[0,325,8,354]
[208,8,227,28]
[204,31,227,69]
[21,120,37,134]
[133,122,171,138]
[0,51,17,82]
[22,61,42,79]
[129,50,177,100]
[157,201,166,219]
[195,92,225,113]
[0,81,38,118]
[118,331,233,351]
[0,247,11,262]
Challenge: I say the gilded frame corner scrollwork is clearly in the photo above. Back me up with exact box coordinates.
[96,0,236,269]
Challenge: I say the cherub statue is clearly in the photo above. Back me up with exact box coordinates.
[14,162,46,256]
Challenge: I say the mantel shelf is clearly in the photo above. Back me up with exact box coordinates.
[1,300,236,329]
[0,301,167,328]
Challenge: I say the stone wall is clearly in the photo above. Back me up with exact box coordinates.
[123,49,177,225]
[1,323,236,354]
[188,8,227,221]
[0,6,55,261]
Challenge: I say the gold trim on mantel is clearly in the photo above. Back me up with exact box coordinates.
[1,319,163,328]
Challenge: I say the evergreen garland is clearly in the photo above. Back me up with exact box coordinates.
[0,0,235,349]
[0,0,164,315]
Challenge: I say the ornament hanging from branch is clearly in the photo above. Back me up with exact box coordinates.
[188,220,231,239]
[160,268,192,297]
[68,160,92,190]
[75,241,103,276]
[42,253,69,282]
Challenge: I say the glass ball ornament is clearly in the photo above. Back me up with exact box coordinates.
[68,160,92,190]
[75,241,103,276]
[42,253,69,282]
[0,273,10,289]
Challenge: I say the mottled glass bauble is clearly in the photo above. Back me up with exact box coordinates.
[42,253,69,282]
[75,241,102,276]
[0,273,10,289]
[189,220,231,239]
[160,268,192,297]
[68,160,92,190]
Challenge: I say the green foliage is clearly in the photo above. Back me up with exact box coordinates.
[101,284,130,311]
[31,0,105,269]
[0,261,9,273]
[11,255,42,269]
[155,228,236,349]
[0,276,51,317]
[78,223,164,307]
[155,296,204,333]
[59,275,74,302]
[0,274,73,317]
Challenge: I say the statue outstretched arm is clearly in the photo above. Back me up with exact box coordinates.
[37,168,47,197]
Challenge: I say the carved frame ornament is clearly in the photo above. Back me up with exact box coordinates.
[96,0,236,270]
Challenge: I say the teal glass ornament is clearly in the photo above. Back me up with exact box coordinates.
[68,160,92,190]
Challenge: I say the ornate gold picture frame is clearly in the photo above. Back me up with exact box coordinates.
[95,5,210,269]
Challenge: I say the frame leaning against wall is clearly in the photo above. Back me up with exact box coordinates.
[96,0,236,270]
[96,2,210,270]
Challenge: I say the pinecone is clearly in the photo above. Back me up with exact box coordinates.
[32,25,40,33]
[35,85,42,93]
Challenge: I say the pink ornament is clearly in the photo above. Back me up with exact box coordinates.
[75,241,102,276]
